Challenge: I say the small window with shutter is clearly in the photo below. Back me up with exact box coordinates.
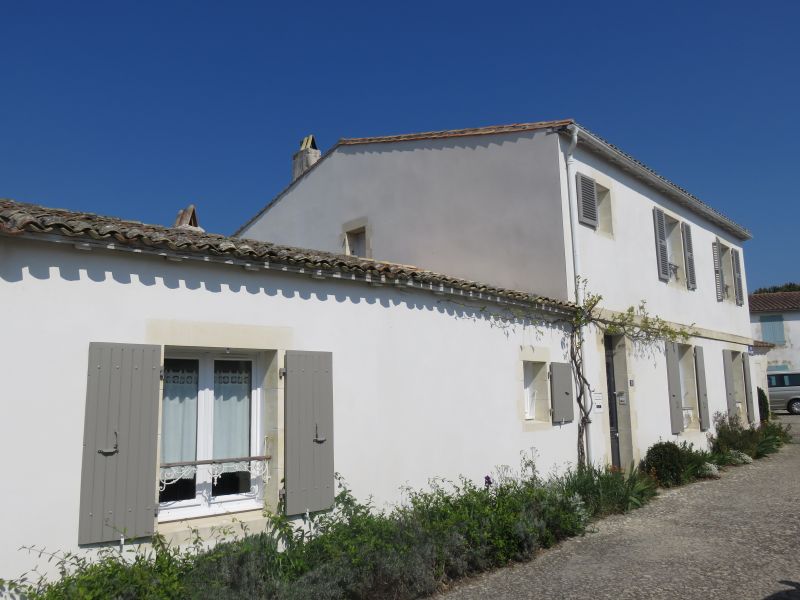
[731,249,744,306]
[522,361,550,421]
[576,173,599,228]
[345,228,368,257]
[681,223,697,290]
[653,208,670,281]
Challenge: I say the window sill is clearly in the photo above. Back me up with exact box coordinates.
[157,508,269,546]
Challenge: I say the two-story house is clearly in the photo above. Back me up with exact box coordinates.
[238,120,758,467]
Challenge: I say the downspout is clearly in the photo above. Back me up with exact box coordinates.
[564,124,593,465]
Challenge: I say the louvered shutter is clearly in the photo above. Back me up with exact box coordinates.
[284,351,334,515]
[653,208,669,281]
[665,342,684,434]
[576,173,599,228]
[694,346,710,431]
[722,350,737,415]
[712,241,724,301]
[681,222,697,290]
[743,353,755,424]
[550,362,574,424]
[731,249,744,306]
[79,343,161,545]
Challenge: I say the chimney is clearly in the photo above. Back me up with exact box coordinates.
[292,134,320,182]
[173,204,205,232]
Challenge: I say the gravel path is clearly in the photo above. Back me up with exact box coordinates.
[439,415,800,600]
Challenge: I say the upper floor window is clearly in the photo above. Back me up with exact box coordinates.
[576,173,613,235]
[345,227,367,258]
[712,240,744,305]
[653,208,696,290]
[760,315,786,345]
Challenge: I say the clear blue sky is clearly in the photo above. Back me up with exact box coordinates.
[2,1,797,291]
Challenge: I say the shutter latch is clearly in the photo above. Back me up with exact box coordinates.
[279,367,287,379]
[97,431,119,456]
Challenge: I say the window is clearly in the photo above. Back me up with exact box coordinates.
[713,241,742,303]
[770,373,800,388]
[576,173,612,234]
[653,209,695,287]
[345,228,367,257]
[760,315,785,345]
[159,352,265,520]
[522,361,550,421]
[677,344,699,429]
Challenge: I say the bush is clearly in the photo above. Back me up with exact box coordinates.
[758,387,770,422]
[639,441,706,487]
[708,412,792,459]
[15,460,659,600]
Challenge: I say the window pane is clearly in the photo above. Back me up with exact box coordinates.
[787,374,800,387]
[768,375,779,388]
[161,359,199,464]
[213,360,252,460]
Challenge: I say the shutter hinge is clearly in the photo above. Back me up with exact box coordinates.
[279,367,287,379]
[159,367,164,381]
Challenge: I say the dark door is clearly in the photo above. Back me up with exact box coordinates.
[604,335,621,468]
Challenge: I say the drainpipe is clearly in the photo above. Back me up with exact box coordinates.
[564,124,593,465]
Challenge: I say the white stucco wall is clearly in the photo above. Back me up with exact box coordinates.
[1,236,579,580]
[240,131,571,301]
[560,141,752,339]
[750,311,800,371]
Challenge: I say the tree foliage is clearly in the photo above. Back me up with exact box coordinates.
[753,282,800,294]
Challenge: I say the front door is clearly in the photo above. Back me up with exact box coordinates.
[604,335,621,468]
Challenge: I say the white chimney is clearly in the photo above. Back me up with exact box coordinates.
[292,134,321,182]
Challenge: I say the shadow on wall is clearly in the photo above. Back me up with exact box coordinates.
[0,242,568,334]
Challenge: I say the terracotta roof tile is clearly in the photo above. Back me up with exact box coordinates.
[0,198,572,312]
[749,291,800,313]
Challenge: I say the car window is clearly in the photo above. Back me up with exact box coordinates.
[768,375,781,388]
[788,374,800,387]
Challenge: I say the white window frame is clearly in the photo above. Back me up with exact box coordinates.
[522,360,551,422]
[158,350,265,522]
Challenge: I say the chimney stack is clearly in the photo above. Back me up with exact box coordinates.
[292,134,320,182]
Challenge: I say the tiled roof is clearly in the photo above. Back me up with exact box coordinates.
[752,339,776,349]
[0,198,572,312]
[749,291,800,313]
[338,119,573,145]
[237,118,750,241]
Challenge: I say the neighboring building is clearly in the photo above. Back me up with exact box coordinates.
[239,120,759,468]
[0,199,576,580]
[749,291,800,371]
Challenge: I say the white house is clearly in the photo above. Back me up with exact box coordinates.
[0,199,576,580]
[238,119,761,469]
[749,291,800,372]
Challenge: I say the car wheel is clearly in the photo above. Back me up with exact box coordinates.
[789,399,800,415]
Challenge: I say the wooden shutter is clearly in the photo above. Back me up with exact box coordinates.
[665,342,684,434]
[731,249,744,306]
[284,351,334,515]
[713,241,724,301]
[694,346,710,431]
[681,222,697,290]
[576,173,599,227]
[743,353,755,424]
[722,350,737,415]
[550,362,574,424]
[653,208,670,281]
[79,343,161,545]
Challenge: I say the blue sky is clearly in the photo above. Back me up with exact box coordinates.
[1,1,797,291]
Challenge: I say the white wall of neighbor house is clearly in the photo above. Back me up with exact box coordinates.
[557,140,752,340]
[751,311,800,371]
[1,236,578,580]
[239,131,571,302]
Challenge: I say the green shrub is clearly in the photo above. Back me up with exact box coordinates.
[639,441,703,487]
[15,459,660,600]
[709,412,792,459]
[758,387,770,422]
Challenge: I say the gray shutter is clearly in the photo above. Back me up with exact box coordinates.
[722,349,737,415]
[550,362,574,424]
[653,208,670,281]
[681,222,697,290]
[576,173,599,227]
[743,353,755,424]
[713,241,724,301]
[665,342,684,434]
[731,249,744,306]
[284,351,334,515]
[79,343,161,545]
[694,346,710,431]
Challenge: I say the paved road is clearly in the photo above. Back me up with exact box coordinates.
[439,415,800,600]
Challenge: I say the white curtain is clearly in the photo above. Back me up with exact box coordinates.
[161,359,198,474]
[213,360,251,461]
